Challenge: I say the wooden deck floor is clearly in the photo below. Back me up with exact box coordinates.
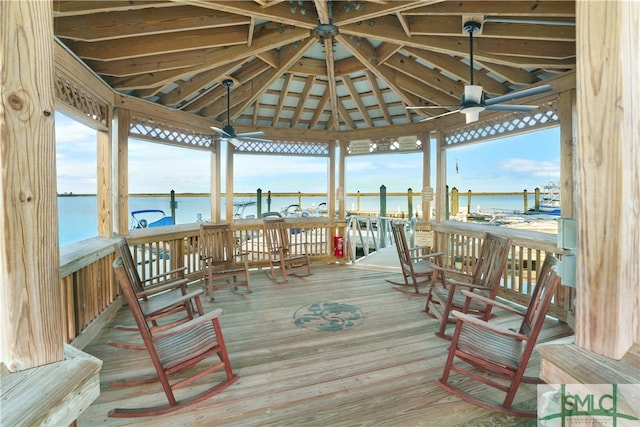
[78,263,573,426]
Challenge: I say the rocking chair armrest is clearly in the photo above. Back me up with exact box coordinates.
[136,278,189,297]
[409,252,444,263]
[140,267,186,285]
[460,290,526,316]
[432,266,473,282]
[450,310,528,341]
[153,308,223,340]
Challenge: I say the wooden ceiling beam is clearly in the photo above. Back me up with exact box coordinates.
[341,19,574,59]
[403,47,508,95]
[384,53,464,98]
[54,6,250,41]
[86,25,308,76]
[405,1,575,17]
[53,1,174,17]
[342,75,373,128]
[273,73,293,126]
[228,38,316,120]
[291,76,316,127]
[365,70,392,125]
[159,59,245,106]
[309,89,330,129]
[180,0,318,29]
[64,26,248,61]
[332,1,437,26]
[324,38,340,131]
[337,99,356,130]
[190,59,272,114]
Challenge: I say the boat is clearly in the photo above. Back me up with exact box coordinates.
[233,201,257,219]
[537,182,561,215]
[130,209,174,229]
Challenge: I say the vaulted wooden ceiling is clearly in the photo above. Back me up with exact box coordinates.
[53,1,576,137]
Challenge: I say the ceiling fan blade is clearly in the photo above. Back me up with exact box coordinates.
[485,104,539,112]
[406,105,459,110]
[237,130,265,137]
[420,109,461,122]
[463,85,483,104]
[211,126,231,138]
[485,84,553,106]
[241,136,271,143]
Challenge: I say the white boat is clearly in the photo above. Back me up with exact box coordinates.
[538,182,561,215]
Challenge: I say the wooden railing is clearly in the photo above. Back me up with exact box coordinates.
[60,218,346,346]
[60,218,572,349]
[430,221,575,322]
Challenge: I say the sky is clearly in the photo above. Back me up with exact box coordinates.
[55,112,560,196]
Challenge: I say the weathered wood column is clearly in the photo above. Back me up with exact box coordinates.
[114,108,130,235]
[225,142,235,221]
[575,0,640,358]
[1,0,63,370]
[557,90,576,218]
[434,131,447,222]
[211,142,221,222]
[421,131,432,222]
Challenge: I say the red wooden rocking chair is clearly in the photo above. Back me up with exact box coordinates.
[111,238,204,342]
[436,253,561,417]
[263,217,312,282]
[108,257,238,417]
[385,222,443,294]
[199,223,251,301]
[424,233,511,339]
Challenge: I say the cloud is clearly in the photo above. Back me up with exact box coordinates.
[501,158,560,178]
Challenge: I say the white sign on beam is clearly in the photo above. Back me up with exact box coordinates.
[349,139,371,154]
[397,135,418,151]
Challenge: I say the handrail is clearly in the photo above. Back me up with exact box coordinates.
[59,217,572,350]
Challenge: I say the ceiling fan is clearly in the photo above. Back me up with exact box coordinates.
[211,79,268,146]
[407,21,553,124]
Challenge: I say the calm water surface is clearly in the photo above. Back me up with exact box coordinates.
[57,194,535,246]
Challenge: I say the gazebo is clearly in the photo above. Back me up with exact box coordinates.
[1,1,638,424]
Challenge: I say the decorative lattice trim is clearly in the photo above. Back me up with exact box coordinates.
[233,140,329,156]
[129,116,214,149]
[443,105,559,147]
[55,72,108,127]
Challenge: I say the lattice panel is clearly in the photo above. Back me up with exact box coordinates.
[347,137,423,156]
[233,140,329,157]
[129,116,214,149]
[55,72,108,127]
[443,105,558,147]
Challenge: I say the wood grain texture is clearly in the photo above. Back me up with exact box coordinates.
[574,0,640,359]
[1,0,63,371]
[78,264,572,425]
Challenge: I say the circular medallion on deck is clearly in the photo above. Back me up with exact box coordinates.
[293,302,365,332]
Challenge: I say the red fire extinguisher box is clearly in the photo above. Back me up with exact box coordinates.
[333,236,344,258]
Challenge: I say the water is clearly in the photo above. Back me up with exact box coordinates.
[57,194,534,246]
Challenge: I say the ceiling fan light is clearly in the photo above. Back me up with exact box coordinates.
[465,111,480,124]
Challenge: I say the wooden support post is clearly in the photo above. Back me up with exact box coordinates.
[114,108,129,235]
[574,0,640,358]
[225,142,234,222]
[97,122,113,238]
[256,188,262,217]
[421,131,431,222]
[1,0,63,370]
[211,143,220,223]
[434,131,447,222]
[407,188,413,219]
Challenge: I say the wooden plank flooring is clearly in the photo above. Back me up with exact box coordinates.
[78,263,573,426]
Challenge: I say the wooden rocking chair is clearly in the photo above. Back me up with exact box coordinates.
[113,238,204,337]
[385,222,444,294]
[263,217,312,282]
[108,257,238,417]
[199,223,251,301]
[424,233,511,339]
[436,253,561,417]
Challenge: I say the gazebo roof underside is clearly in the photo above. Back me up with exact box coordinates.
[53,0,576,147]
